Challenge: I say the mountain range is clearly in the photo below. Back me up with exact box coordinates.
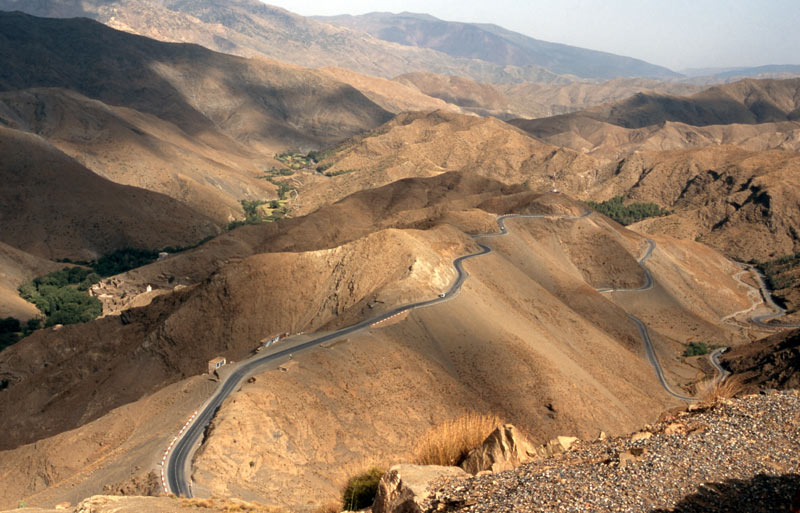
[0,4,799,513]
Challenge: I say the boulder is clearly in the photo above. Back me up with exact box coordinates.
[460,424,538,475]
[372,464,468,513]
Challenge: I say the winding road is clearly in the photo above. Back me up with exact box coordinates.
[165,209,704,496]
[749,267,800,329]
[594,238,694,401]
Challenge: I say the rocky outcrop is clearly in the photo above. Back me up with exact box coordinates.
[460,424,578,475]
[460,424,536,474]
[372,464,468,513]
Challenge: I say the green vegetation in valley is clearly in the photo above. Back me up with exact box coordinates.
[683,341,709,357]
[1,316,41,352]
[93,248,160,276]
[227,198,290,230]
[261,167,295,178]
[18,267,102,328]
[587,196,671,226]
[275,151,314,169]
[342,467,384,511]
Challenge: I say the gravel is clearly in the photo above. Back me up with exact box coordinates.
[423,391,800,512]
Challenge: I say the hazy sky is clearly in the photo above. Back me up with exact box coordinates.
[267,0,800,71]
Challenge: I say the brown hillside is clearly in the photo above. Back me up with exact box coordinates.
[317,67,461,115]
[497,78,702,118]
[190,204,750,510]
[0,126,218,260]
[722,329,800,393]
[394,72,511,117]
[294,110,596,214]
[0,242,62,320]
[279,110,800,263]
[603,146,800,261]
[0,0,567,84]
[0,193,754,510]
[0,12,392,152]
[0,87,273,223]
[511,78,800,158]
[0,12,393,223]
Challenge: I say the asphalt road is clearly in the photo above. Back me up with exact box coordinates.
[165,209,691,495]
[749,267,800,329]
[594,238,694,401]
[709,348,731,385]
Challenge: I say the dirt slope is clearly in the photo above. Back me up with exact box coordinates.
[0,243,62,320]
[294,111,596,214]
[0,190,755,510]
[318,67,462,115]
[511,78,800,158]
[497,78,703,118]
[0,126,218,260]
[189,202,751,510]
[722,328,800,393]
[315,11,678,80]
[394,72,512,118]
[0,11,392,222]
[0,87,273,223]
[0,0,570,84]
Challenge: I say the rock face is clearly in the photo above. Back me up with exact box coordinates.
[460,425,578,475]
[460,424,538,474]
[372,464,468,513]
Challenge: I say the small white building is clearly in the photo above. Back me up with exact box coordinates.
[208,356,226,374]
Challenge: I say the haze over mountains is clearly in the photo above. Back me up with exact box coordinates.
[0,3,799,512]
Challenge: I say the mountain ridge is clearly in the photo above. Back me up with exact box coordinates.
[313,11,680,80]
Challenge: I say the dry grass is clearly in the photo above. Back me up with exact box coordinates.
[696,374,745,404]
[412,412,502,467]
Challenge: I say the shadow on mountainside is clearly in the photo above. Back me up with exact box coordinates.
[653,473,800,513]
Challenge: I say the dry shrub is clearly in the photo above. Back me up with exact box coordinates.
[341,467,385,511]
[412,412,502,467]
[696,374,745,404]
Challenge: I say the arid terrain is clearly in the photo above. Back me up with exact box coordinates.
[0,3,798,513]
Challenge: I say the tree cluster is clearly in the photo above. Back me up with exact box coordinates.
[587,196,671,226]
[18,267,102,328]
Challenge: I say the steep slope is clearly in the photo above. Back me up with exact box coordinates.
[0,0,571,84]
[599,146,800,262]
[317,67,462,115]
[722,329,800,392]
[0,11,392,221]
[0,242,62,320]
[293,110,597,215]
[0,191,754,510]
[189,199,751,510]
[497,78,703,118]
[512,78,800,154]
[0,87,272,223]
[315,11,679,80]
[0,11,391,150]
[0,126,218,260]
[394,72,512,118]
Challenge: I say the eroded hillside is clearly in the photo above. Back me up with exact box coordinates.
[0,188,759,511]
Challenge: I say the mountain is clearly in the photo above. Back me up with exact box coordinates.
[0,181,755,509]
[0,0,572,84]
[682,64,800,82]
[510,78,800,159]
[0,126,219,260]
[314,11,681,80]
[0,11,392,225]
